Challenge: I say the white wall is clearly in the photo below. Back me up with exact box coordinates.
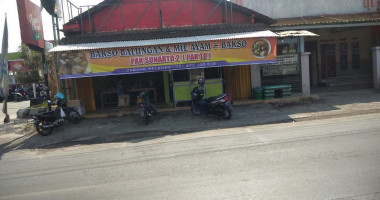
[246,0,378,18]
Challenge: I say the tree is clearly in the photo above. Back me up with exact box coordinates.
[17,45,43,84]
[16,45,59,97]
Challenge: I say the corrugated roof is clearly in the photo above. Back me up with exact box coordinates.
[50,30,278,52]
[275,30,319,37]
[272,12,380,27]
[60,23,269,45]
[65,0,276,26]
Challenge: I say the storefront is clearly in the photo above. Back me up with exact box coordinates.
[51,30,278,110]
[50,0,281,112]
[260,31,318,93]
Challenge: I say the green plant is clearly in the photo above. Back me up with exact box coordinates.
[17,45,55,85]
[29,101,48,108]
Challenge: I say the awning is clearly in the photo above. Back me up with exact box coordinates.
[54,30,279,79]
[50,30,278,52]
[275,30,319,37]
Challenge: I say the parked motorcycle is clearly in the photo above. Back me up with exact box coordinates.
[137,90,157,124]
[191,77,233,119]
[28,84,47,100]
[16,87,29,100]
[8,87,24,102]
[32,93,81,136]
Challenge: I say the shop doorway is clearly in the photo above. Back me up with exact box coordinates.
[92,72,165,109]
[321,44,337,79]
[223,65,252,99]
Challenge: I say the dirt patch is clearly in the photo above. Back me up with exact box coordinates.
[0,122,34,135]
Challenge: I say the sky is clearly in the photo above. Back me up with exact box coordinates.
[0,0,103,53]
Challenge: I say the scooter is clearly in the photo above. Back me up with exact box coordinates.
[137,90,157,124]
[32,93,81,136]
[190,77,233,119]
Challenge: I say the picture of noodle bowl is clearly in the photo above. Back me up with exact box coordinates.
[58,51,92,75]
[252,39,271,59]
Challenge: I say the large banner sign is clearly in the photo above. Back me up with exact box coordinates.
[16,0,45,49]
[58,37,276,79]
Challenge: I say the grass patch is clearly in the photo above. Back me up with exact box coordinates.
[29,101,48,108]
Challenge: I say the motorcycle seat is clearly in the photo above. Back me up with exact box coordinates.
[34,111,55,118]
[197,99,208,106]
[207,94,227,102]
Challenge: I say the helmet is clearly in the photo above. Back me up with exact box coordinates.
[197,77,205,85]
[56,93,65,100]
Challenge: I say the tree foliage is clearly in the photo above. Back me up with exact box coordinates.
[16,45,54,85]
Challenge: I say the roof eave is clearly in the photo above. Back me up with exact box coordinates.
[271,21,380,31]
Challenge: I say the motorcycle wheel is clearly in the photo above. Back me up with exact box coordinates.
[68,110,81,124]
[35,120,53,136]
[222,107,232,120]
[144,116,150,125]
[143,110,151,125]
[191,104,201,115]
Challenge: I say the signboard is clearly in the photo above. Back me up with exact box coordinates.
[57,37,277,79]
[16,0,45,49]
[9,60,29,73]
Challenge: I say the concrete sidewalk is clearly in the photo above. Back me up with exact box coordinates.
[0,89,379,153]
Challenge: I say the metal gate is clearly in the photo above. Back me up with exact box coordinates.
[261,54,302,93]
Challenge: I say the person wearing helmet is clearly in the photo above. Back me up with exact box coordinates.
[198,77,205,86]
[50,93,67,126]
[191,77,206,103]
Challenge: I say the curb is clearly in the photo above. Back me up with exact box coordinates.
[292,109,380,122]
[17,108,47,119]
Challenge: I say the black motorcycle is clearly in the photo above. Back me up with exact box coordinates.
[32,99,81,136]
[28,85,47,100]
[137,90,157,124]
[191,78,233,119]
[8,87,24,102]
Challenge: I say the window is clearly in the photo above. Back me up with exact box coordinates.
[351,40,360,69]
[173,70,189,82]
[339,43,348,69]
[204,67,221,79]
[277,43,298,55]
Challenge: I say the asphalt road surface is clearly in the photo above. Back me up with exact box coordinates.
[0,113,379,200]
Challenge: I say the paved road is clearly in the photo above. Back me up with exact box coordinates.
[0,113,379,200]
[0,100,29,123]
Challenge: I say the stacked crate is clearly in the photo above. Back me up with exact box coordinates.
[253,88,264,100]
[262,85,292,99]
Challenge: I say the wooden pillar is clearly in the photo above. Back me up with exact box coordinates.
[76,77,96,112]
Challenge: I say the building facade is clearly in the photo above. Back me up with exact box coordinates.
[238,0,380,90]
[52,0,279,112]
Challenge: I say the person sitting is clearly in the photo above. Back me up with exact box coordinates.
[116,80,130,108]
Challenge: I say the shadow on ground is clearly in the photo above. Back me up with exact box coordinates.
[1,89,379,159]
